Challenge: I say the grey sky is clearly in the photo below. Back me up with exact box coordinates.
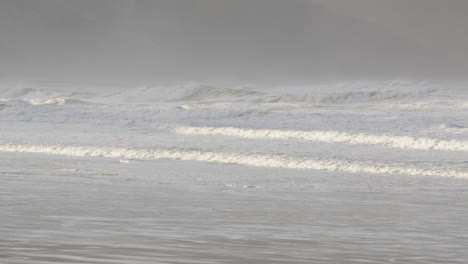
[0,0,466,88]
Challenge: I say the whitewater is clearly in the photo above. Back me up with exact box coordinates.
[2,81,468,263]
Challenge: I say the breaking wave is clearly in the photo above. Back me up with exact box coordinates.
[174,126,468,152]
[0,143,467,178]
[99,81,438,104]
[0,81,440,105]
[0,87,96,105]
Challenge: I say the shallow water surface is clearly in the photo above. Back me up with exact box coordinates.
[1,153,468,264]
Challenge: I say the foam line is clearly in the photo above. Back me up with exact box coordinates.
[174,126,468,152]
[1,143,466,178]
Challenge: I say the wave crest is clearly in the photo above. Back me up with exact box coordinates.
[0,81,440,105]
[174,126,468,152]
[1,143,466,178]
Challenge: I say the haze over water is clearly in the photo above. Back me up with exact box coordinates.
[1,1,468,264]
[1,0,468,88]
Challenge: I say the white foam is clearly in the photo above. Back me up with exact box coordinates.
[1,143,466,178]
[174,126,468,152]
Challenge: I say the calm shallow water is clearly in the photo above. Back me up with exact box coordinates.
[1,153,468,263]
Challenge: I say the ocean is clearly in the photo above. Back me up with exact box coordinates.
[1,81,467,263]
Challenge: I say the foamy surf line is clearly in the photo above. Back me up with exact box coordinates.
[174,126,468,152]
[1,144,467,178]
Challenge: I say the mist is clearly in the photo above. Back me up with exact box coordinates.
[0,0,467,89]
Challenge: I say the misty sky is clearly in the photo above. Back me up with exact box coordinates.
[0,0,467,88]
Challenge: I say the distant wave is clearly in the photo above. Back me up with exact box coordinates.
[175,85,435,104]
[0,81,441,105]
[174,126,468,152]
[0,143,466,178]
[0,87,94,105]
[153,81,438,104]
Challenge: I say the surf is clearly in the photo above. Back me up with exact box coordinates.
[1,143,467,178]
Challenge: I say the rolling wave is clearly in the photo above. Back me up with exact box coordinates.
[102,81,437,104]
[0,81,440,105]
[174,126,468,152]
[176,85,435,104]
[0,143,466,178]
